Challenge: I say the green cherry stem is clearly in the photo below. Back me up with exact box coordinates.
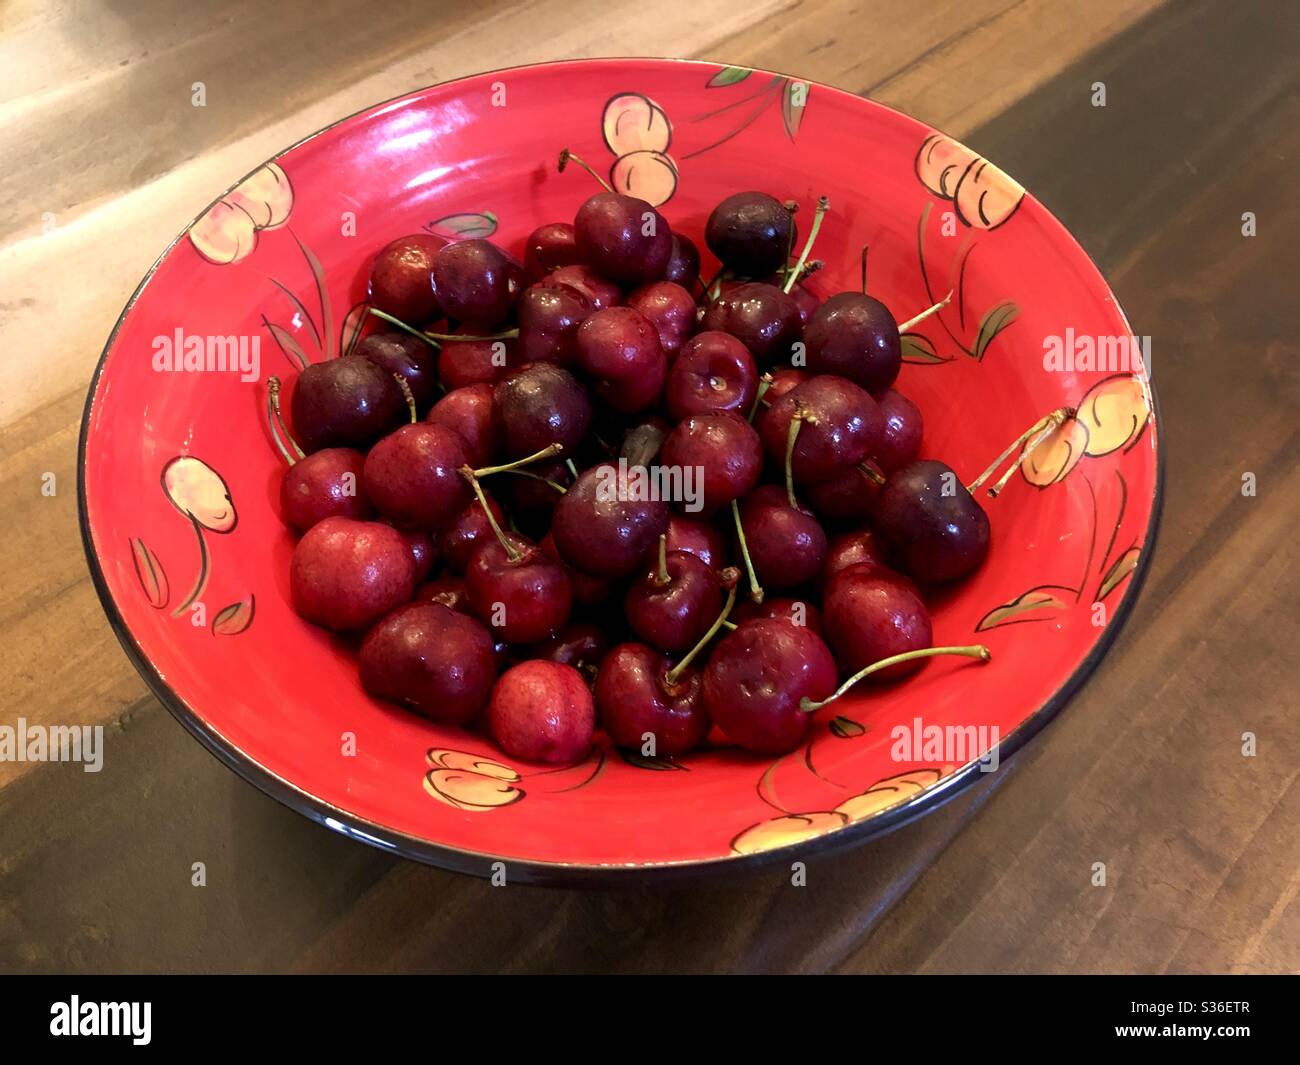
[367,307,439,348]
[783,195,829,294]
[799,645,992,713]
[665,583,738,686]
[897,289,953,334]
[966,407,1074,496]
[265,377,304,465]
[490,468,568,495]
[472,443,564,479]
[394,375,417,423]
[459,466,520,563]
[784,410,807,509]
[857,461,886,486]
[655,533,670,586]
[558,149,614,193]
[731,498,764,604]
[748,373,773,422]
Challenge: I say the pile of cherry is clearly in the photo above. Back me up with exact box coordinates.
[273,157,1063,765]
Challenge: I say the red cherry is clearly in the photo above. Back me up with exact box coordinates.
[541,264,621,310]
[516,282,593,366]
[493,362,592,458]
[394,527,438,584]
[539,531,611,605]
[664,233,701,291]
[289,357,405,453]
[874,388,924,474]
[699,281,802,365]
[804,292,901,395]
[658,513,728,569]
[665,331,758,420]
[805,461,886,524]
[465,531,573,644]
[822,562,932,679]
[359,602,496,724]
[290,517,415,631]
[550,461,671,579]
[279,447,372,532]
[437,333,518,389]
[702,618,837,754]
[732,596,823,636]
[362,423,471,531]
[574,306,667,414]
[737,485,827,590]
[437,494,506,574]
[594,643,710,757]
[624,543,724,653]
[822,528,887,588]
[351,331,437,410]
[659,410,762,515]
[760,374,882,487]
[488,660,595,764]
[573,191,672,284]
[528,622,614,678]
[625,281,696,359]
[415,573,471,614]
[523,222,582,280]
[368,233,443,324]
[431,238,520,329]
[425,383,502,468]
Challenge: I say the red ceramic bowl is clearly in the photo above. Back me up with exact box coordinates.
[79,58,1160,882]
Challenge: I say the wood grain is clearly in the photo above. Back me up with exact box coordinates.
[2,0,1295,974]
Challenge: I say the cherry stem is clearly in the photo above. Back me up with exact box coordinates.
[367,307,439,348]
[565,457,580,480]
[898,289,953,334]
[655,534,670,586]
[665,583,738,686]
[721,619,738,631]
[748,374,773,422]
[988,409,1077,498]
[784,411,805,509]
[459,466,519,562]
[800,644,992,713]
[966,407,1074,495]
[783,196,829,294]
[472,442,563,479]
[703,266,731,303]
[394,375,417,422]
[860,246,869,295]
[857,461,886,486]
[558,149,614,193]
[730,498,764,604]
[265,377,304,465]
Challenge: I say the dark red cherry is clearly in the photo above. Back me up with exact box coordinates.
[805,460,886,524]
[874,388,924,474]
[659,410,763,515]
[765,367,807,403]
[437,333,518,389]
[493,362,592,458]
[368,233,443,323]
[395,527,438,583]
[415,573,471,614]
[705,192,796,278]
[359,602,496,724]
[574,306,667,414]
[465,531,572,644]
[290,517,415,631]
[700,281,802,365]
[489,660,594,763]
[664,233,701,291]
[539,531,611,605]
[279,448,371,532]
[509,459,572,517]
[760,375,883,486]
[872,459,990,583]
[362,423,471,530]
[550,461,670,579]
[541,265,621,310]
[289,357,404,453]
[425,383,501,468]
[529,622,614,678]
[573,191,672,284]
[732,596,823,636]
[624,547,722,653]
[822,528,887,588]
[659,514,727,569]
[665,331,758,420]
[431,239,520,329]
[625,281,696,359]
[702,618,837,754]
[595,644,710,757]
[804,292,901,395]
[516,282,593,366]
[351,331,437,410]
[437,494,506,574]
[738,485,827,590]
[788,283,821,324]
[523,221,582,280]
[823,562,932,679]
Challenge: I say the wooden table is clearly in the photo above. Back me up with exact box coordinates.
[1,0,1296,973]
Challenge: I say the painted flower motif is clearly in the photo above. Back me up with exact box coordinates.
[915,134,1024,230]
[731,769,946,855]
[189,163,293,265]
[423,748,524,811]
[1019,374,1151,487]
[602,93,677,207]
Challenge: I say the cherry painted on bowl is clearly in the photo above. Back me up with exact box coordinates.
[79,58,1160,881]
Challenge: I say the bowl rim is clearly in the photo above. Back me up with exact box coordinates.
[77,56,1164,885]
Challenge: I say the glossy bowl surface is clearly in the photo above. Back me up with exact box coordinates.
[80,58,1160,881]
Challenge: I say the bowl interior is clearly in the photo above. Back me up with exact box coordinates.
[81,58,1158,876]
